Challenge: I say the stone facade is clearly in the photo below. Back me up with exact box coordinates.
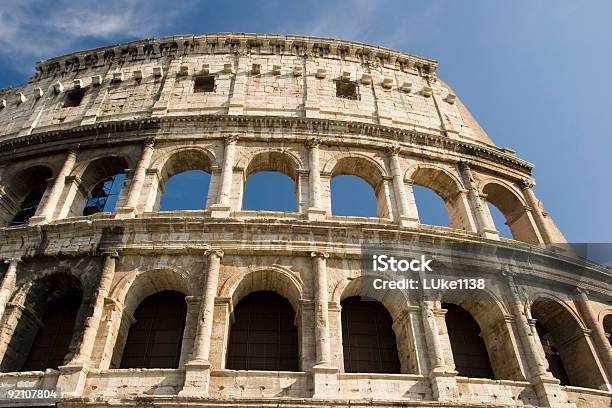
[0,33,609,407]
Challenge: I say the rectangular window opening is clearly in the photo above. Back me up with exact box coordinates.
[193,75,215,93]
[336,80,359,100]
[63,88,86,107]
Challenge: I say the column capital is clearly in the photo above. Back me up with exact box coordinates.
[519,178,536,190]
[305,137,323,149]
[223,134,239,145]
[573,287,589,297]
[385,142,402,156]
[3,257,21,266]
[501,268,517,283]
[100,249,119,259]
[205,248,224,259]
[143,136,156,148]
[310,251,329,259]
[456,160,471,171]
[67,145,80,156]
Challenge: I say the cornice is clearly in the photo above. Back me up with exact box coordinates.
[0,217,609,296]
[31,33,438,82]
[0,115,534,174]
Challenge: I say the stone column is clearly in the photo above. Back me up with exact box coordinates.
[29,148,77,224]
[71,250,119,366]
[574,288,612,382]
[180,248,223,396]
[311,251,339,399]
[0,258,19,321]
[211,136,237,218]
[457,161,498,239]
[519,179,555,244]
[57,250,118,397]
[502,271,550,379]
[387,144,418,227]
[421,294,458,402]
[502,271,568,408]
[306,138,326,220]
[116,137,155,218]
[311,251,331,365]
[421,300,446,371]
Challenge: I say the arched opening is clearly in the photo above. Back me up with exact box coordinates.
[241,151,299,212]
[341,297,400,373]
[410,167,468,230]
[604,315,611,347]
[160,170,211,211]
[83,173,125,215]
[1,165,52,226]
[331,175,377,217]
[1,273,83,372]
[443,303,494,379]
[21,296,81,371]
[226,291,298,371]
[531,299,605,389]
[69,156,128,217]
[243,172,297,212]
[535,321,570,385]
[412,185,449,227]
[487,202,513,239]
[482,182,540,243]
[157,149,213,211]
[329,156,388,218]
[120,291,187,369]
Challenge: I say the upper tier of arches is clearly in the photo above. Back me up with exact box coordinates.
[0,137,563,245]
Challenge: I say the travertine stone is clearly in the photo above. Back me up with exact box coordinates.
[0,33,608,408]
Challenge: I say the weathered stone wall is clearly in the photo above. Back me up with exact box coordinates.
[0,34,609,408]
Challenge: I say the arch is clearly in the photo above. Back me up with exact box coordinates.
[240,150,302,212]
[336,275,417,374]
[441,289,524,381]
[157,147,215,182]
[341,296,401,373]
[405,164,469,230]
[220,267,304,370]
[1,165,53,226]
[0,272,83,372]
[336,274,410,322]
[68,155,129,217]
[114,268,193,317]
[119,290,187,369]
[220,266,303,312]
[405,164,464,202]
[442,303,494,379]
[152,148,216,211]
[226,291,299,371]
[326,154,389,218]
[110,269,192,369]
[530,297,606,389]
[240,149,303,181]
[481,180,540,243]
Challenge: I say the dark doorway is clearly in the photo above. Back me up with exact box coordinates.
[443,303,494,379]
[227,291,299,371]
[21,295,81,371]
[341,297,401,373]
[120,291,187,369]
[536,322,571,385]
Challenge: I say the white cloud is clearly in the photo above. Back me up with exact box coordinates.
[0,0,195,73]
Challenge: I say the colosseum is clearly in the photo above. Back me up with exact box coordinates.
[0,33,610,408]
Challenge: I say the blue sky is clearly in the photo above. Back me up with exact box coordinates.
[1,1,610,242]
